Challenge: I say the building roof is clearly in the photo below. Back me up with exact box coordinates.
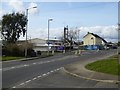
[30,38,46,41]
[83,32,107,43]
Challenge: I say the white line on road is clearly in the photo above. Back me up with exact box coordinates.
[42,74,47,76]
[12,86,16,88]
[50,70,54,73]
[24,64,29,67]
[13,67,63,88]
[56,68,60,70]
[11,67,15,69]
[3,55,74,71]
[32,77,37,80]
[19,83,25,86]
[46,61,50,63]
[37,76,41,78]
[25,80,31,83]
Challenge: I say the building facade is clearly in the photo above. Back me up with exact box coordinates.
[83,32,107,46]
[83,32,107,50]
[29,38,63,52]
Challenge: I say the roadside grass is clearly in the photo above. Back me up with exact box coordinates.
[85,55,120,76]
[1,51,62,61]
[1,56,23,61]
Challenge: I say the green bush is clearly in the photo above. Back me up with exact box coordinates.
[2,43,24,56]
[2,42,36,57]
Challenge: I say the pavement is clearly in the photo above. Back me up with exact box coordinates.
[64,50,120,84]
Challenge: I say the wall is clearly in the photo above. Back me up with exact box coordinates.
[95,37,102,45]
[84,34,104,45]
[83,34,95,45]
[33,46,48,52]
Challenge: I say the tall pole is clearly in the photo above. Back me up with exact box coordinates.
[78,29,80,50]
[48,19,53,54]
[48,19,50,54]
[25,9,28,58]
[25,7,37,58]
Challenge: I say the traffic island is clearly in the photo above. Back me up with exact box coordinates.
[85,55,120,76]
[64,55,120,84]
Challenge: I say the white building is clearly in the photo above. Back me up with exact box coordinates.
[28,38,48,52]
[28,38,63,52]
[83,32,107,46]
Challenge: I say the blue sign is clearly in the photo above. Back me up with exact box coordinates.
[58,46,64,50]
[47,42,51,45]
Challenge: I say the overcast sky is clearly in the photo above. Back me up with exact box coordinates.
[1,0,119,42]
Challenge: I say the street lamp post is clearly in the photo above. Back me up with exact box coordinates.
[77,29,80,54]
[48,19,53,54]
[77,29,80,46]
[25,6,37,58]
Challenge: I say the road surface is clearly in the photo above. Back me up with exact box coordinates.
[2,49,118,89]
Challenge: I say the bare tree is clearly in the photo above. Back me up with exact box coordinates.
[68,28,78,49]
[59,27,78,50]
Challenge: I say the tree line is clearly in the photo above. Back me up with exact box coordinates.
[1,12,36,57]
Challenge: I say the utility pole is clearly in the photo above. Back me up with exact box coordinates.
[48,18,53,55]
[25,6,37,58]
[64,25,68,52]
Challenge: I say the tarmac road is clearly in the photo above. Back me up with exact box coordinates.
[2,49,118,89]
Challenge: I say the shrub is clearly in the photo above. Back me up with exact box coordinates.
[2,43,24,56]
[2,42,36,57]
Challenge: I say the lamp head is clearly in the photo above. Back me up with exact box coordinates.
[48,18,53,21]
[33,6,37,8]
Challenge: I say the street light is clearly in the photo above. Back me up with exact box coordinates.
[48,18,53,54]
[25,6,37,58]
[77,29,80,51]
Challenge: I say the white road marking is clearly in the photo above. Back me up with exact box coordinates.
[11,67,15,69]
[3,55,73,71]
[33,63,36,65]
[24,64,29,67]
[54,69,57,72]
[56,68,60,70]
[50,70,54,73]
[12,86,16,88]
[25,80,31,83]
[46,61,50,63]
[19,83,25,85]
[37,75,41,78]
[32,77,37,80]
[11,67,63,88]
[42,74,47,76]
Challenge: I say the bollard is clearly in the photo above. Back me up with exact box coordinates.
[63,50,65,53]
[52,50,54,55]
[97,49,99,52]
[78,50,81,55]
[75,50,78,54]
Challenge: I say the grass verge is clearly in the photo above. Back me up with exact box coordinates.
[85,55,120,76]
[1,56,23,61]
